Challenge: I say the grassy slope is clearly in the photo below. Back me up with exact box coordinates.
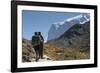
[44,43,90,61]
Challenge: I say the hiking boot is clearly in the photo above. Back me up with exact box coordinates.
[41,57,44,59]
[36,58,39,62]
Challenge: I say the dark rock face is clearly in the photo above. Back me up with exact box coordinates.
[47,21,90,52]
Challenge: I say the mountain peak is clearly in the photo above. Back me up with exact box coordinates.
[47,13,90,41]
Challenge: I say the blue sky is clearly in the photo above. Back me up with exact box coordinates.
[22,10,82,41]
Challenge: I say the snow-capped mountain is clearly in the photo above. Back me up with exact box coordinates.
[47,13,90,41]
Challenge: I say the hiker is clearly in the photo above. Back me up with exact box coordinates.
[38,32,44,59]
[32,32,40,62]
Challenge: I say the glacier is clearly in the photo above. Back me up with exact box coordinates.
[47,13,90,41]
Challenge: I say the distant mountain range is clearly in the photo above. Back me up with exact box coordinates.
[47,21,90,51]
[47,13,90,41]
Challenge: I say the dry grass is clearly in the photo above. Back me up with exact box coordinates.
[44,44,90,61]
[22,42,35,62]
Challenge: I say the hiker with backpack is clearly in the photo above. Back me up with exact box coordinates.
[38,32,44,59]
[32,32,40,62]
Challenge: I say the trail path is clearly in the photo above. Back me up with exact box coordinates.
[31,55,53,62]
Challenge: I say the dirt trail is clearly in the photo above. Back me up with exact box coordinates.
[31,55,52,62]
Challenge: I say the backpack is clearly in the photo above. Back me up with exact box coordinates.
[39,35,44,42]
[32,35,40,47]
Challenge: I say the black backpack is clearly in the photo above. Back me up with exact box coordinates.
[32,35,40,47]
